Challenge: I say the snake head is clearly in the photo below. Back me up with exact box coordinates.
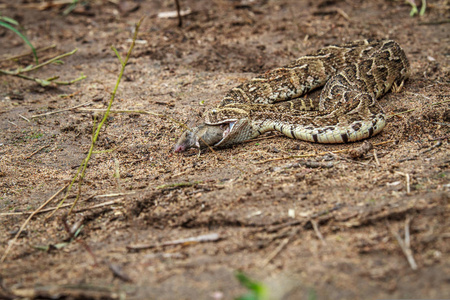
[174,106,259,152]
[203,106,259,147]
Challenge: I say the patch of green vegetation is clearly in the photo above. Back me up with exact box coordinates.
[0,14,38,63]
[406,0,426,17]
[235,272,268,300]
[25,132,44,139]
[308,288,317,300]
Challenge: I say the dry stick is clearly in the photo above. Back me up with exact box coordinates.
[0,193,132,217]
[174,0,182,27]
[1,183,69,262]
[310,219,326,245]
[335,8,350,20]
[31,101,93,119]
[257,139,396,164]
[395,171,411,194]
[75,108,186,128]
[0,197,91,216]
[19,114,30,122]
[0,44,56,62]
[127,233,220,251]
[156,181,202,190]
[61,215,98,265]
[261,233,295,267]
[373,149,381,166]
[26,144,51,159]
[418,19,450,25]
[387,219,418,270]
[45,159,85,219]
[71,198,124,213]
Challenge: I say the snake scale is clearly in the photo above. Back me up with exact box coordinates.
[174,39,410,152]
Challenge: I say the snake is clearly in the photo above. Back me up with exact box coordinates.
[174,39,410,152]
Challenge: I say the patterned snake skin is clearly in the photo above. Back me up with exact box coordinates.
[174,39,410,152]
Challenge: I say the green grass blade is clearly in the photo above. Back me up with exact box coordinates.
[0,16,19,26]
[0,21,38,64]
[419,0,426,15]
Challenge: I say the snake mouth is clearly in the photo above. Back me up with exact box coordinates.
[220,121,236,139]
[204,118,238,145]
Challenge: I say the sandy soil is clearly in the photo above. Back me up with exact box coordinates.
[0,0,449,299]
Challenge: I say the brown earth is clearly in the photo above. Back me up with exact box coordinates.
[0,0,449,299]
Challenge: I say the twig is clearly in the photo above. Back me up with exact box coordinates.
[335,8,350,20]
[418,19,449,25]
[95,191,137,198]
[26,144,50,159]
[0,196,93,216]
[395,171,411,194]
[76,108,186,128]
[1,183,69,262]
[387,219,418,270]
[373,149,381,166]
[72,198,124,213]
[420,141,443,154]
[108,264,133,283]
[18,114,30,122]
[127,233,220,251]
[429,134,450,141]
[310,219,326,245]
[156,181,202,190]
[174,0,182,27]
[243,134,280,144]
[0,44,56,62]
[31,101,93,119]
[62,215,98,265]
[260,236,291,267]
[347,140,373,158]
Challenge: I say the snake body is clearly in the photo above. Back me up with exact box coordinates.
[174,39,410,152]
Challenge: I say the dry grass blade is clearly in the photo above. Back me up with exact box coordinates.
[387,219,418,270]
[311,219,326,245]
[127,233,221,251]
[1,183,69,262]
[260,236,291,267]
[31,102,93,119]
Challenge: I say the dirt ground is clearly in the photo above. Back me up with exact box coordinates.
[0,0,449,299]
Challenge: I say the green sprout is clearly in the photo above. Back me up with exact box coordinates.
[235,272,268,300]
[0,14,38,64]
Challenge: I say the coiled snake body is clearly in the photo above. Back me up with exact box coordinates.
[174,39,410,152]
